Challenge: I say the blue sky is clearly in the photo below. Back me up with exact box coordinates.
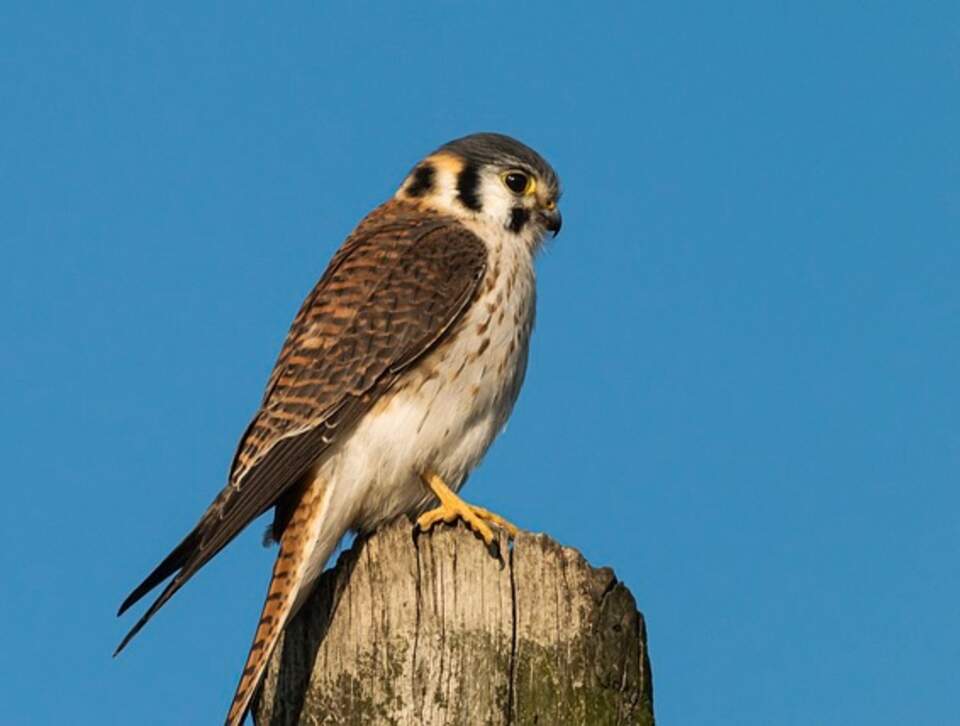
[2,2,957,724]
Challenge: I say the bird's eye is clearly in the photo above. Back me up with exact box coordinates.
[502,171,533,195]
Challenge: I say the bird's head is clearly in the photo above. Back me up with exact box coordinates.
[396,132,562,251]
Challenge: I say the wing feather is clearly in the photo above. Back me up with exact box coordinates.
[116,201,486,650]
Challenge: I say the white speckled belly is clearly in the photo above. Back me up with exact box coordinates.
[295,228,537,596]
[350,239,535,531]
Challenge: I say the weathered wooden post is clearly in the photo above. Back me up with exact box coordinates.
[254,517,654,725]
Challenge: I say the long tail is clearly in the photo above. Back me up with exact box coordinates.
[224,472,338,726]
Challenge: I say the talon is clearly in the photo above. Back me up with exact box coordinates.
[417,472,520,551]
[469,505,520,540]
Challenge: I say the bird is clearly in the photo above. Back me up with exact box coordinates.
[115,132,562,726]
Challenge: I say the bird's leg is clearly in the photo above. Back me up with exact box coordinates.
[416,472,520,545]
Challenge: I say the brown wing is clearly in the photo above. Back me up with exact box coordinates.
[115,200,487,652]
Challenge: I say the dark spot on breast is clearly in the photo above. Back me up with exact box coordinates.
[406,163,435,197]
[508,206,530,233]
[486,257,500,291]
[457,162,482,211]
[451,358,468,380]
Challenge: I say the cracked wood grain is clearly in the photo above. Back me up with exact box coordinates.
[253,517,654,726]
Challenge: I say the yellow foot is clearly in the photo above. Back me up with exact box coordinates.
[416,472,520,547]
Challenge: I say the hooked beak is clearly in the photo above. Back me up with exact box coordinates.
[540,208,562,237]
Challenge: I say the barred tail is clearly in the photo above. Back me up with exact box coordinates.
[224,473,337,726]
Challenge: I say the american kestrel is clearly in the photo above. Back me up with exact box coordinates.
[116,133,562,726]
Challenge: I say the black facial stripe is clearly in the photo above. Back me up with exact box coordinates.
[456,162,482,211]
[406,164,434,197]
[508,206,530,234]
